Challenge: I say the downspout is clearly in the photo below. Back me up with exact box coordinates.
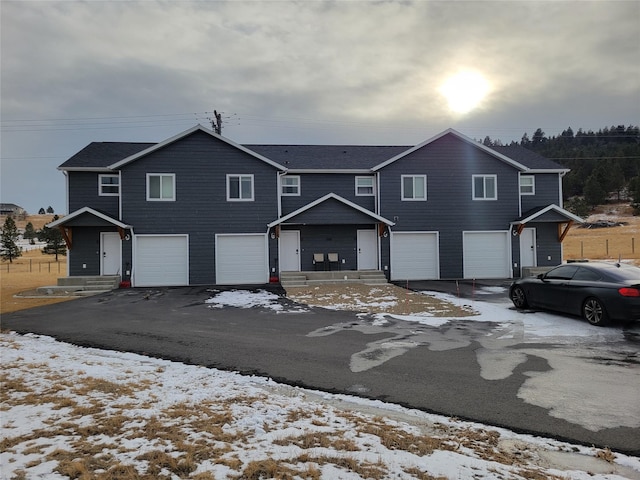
[129,227,135,287]
[63,171,70,277]
[509,223,517,278]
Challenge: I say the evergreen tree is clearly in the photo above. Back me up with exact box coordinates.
[1,216,22,263]
[46,206,54,214]
[584,175,607,206]
[39,216,66,261]
[38,207,45,214]
[23,222,37,244]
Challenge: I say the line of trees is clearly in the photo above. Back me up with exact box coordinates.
[484,125,640,215]
[1,215,66,263]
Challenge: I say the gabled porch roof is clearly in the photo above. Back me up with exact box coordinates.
[47,207,130,229]
[511,204,583,242]
[268,193,395,228]
[512,204,583,225]
[47,207,131,250]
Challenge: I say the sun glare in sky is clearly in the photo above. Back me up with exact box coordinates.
[439,70,490,114]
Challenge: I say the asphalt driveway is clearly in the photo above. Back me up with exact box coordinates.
[3,283,640,455]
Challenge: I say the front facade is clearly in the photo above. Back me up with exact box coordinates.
[51,125,582,286]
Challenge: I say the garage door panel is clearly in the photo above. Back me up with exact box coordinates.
[463,232,510,279]
[216,234,268,285]
[391,232,439,280]
[135,235,189,287]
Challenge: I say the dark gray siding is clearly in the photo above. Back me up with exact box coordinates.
[378,134,521,278]
[68,227,103,276]
[282,225,374,271]
[521,173,562,212]
[535,223,563,267]
[68,172,119,216]
[285,198,378,225]
[120,130,279,285]
[282,173,375,214]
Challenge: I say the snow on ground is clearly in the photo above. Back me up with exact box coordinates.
[3,287,640,479]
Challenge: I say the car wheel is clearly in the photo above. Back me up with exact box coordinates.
[510,286,529,309]
[582,297,608,326]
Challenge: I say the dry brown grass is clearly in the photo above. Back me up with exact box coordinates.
[563,204,640,266]
[1,248,73,314]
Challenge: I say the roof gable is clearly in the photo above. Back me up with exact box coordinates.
[513,204,583,224]
[48,207,130,229]
[109,125,286,171]
[268,193,394,228]
[372,128,530,172]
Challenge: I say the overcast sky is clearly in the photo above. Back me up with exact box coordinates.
[1,0,638,215]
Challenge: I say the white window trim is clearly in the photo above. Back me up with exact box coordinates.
[472,174,497,201]
[98,174,120,197]
[401,175,427,201]
[520,175,535,195]
[227,174,255,201]
[355,176,375,196]
[146,173,176,201]
[281,175,300,196]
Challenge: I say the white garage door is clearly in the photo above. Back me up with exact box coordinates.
[134,235,189,287]
[391,232,439,280]
[216,234,268,285]
[463,231,511,279]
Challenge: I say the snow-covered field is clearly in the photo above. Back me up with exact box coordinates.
[2,287,640,479]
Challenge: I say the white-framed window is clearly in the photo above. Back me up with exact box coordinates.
[281,175,300,196]
[472,175,497,200]
[146,173,175,201]
[355,176,375,196]
[401,175,427,201]
[227,174,254,201]
[99,174,119,196]
[520,175,535,195]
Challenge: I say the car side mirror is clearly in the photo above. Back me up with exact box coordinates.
[537,273,545,280]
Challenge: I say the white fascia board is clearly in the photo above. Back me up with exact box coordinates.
[47,206,131,229]
[525,168,570,174]
[58,167,115,172]
[284,169,373,174]
[108,124,287,171]
[372,128,528,172]
[513,204,584,225]
[268,192,395,228]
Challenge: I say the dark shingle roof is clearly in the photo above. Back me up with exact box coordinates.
[57,139,565,172]
[59,142,156,169]
[492,145,566,170]
[245,145,411,169]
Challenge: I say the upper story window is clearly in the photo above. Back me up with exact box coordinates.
[99,174,119,196]
[472,175,497,200]
[227,174,254,201]
[355,176,375,196]
[147,173,175,201]
[281,175,300,196]
[520,175,535,195]
[401,175,427,201]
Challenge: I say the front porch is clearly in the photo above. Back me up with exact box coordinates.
[279,270,387,287]
[36,275,121,296]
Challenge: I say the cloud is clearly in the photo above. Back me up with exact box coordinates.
[1,0,638,212]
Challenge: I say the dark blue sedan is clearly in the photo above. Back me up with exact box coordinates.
[509,262,640,326]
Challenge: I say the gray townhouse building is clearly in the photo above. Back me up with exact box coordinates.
[50,125,582,287]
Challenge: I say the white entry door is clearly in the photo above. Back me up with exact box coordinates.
[279,230,300,272]
[357,229,377,270]
[101,232,121,275]
[519,228,537,268]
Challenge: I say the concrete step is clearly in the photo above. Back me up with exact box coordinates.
[280,270,388,287]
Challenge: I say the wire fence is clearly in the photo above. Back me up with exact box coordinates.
[564,236,640,262]
[2,259,65,274]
